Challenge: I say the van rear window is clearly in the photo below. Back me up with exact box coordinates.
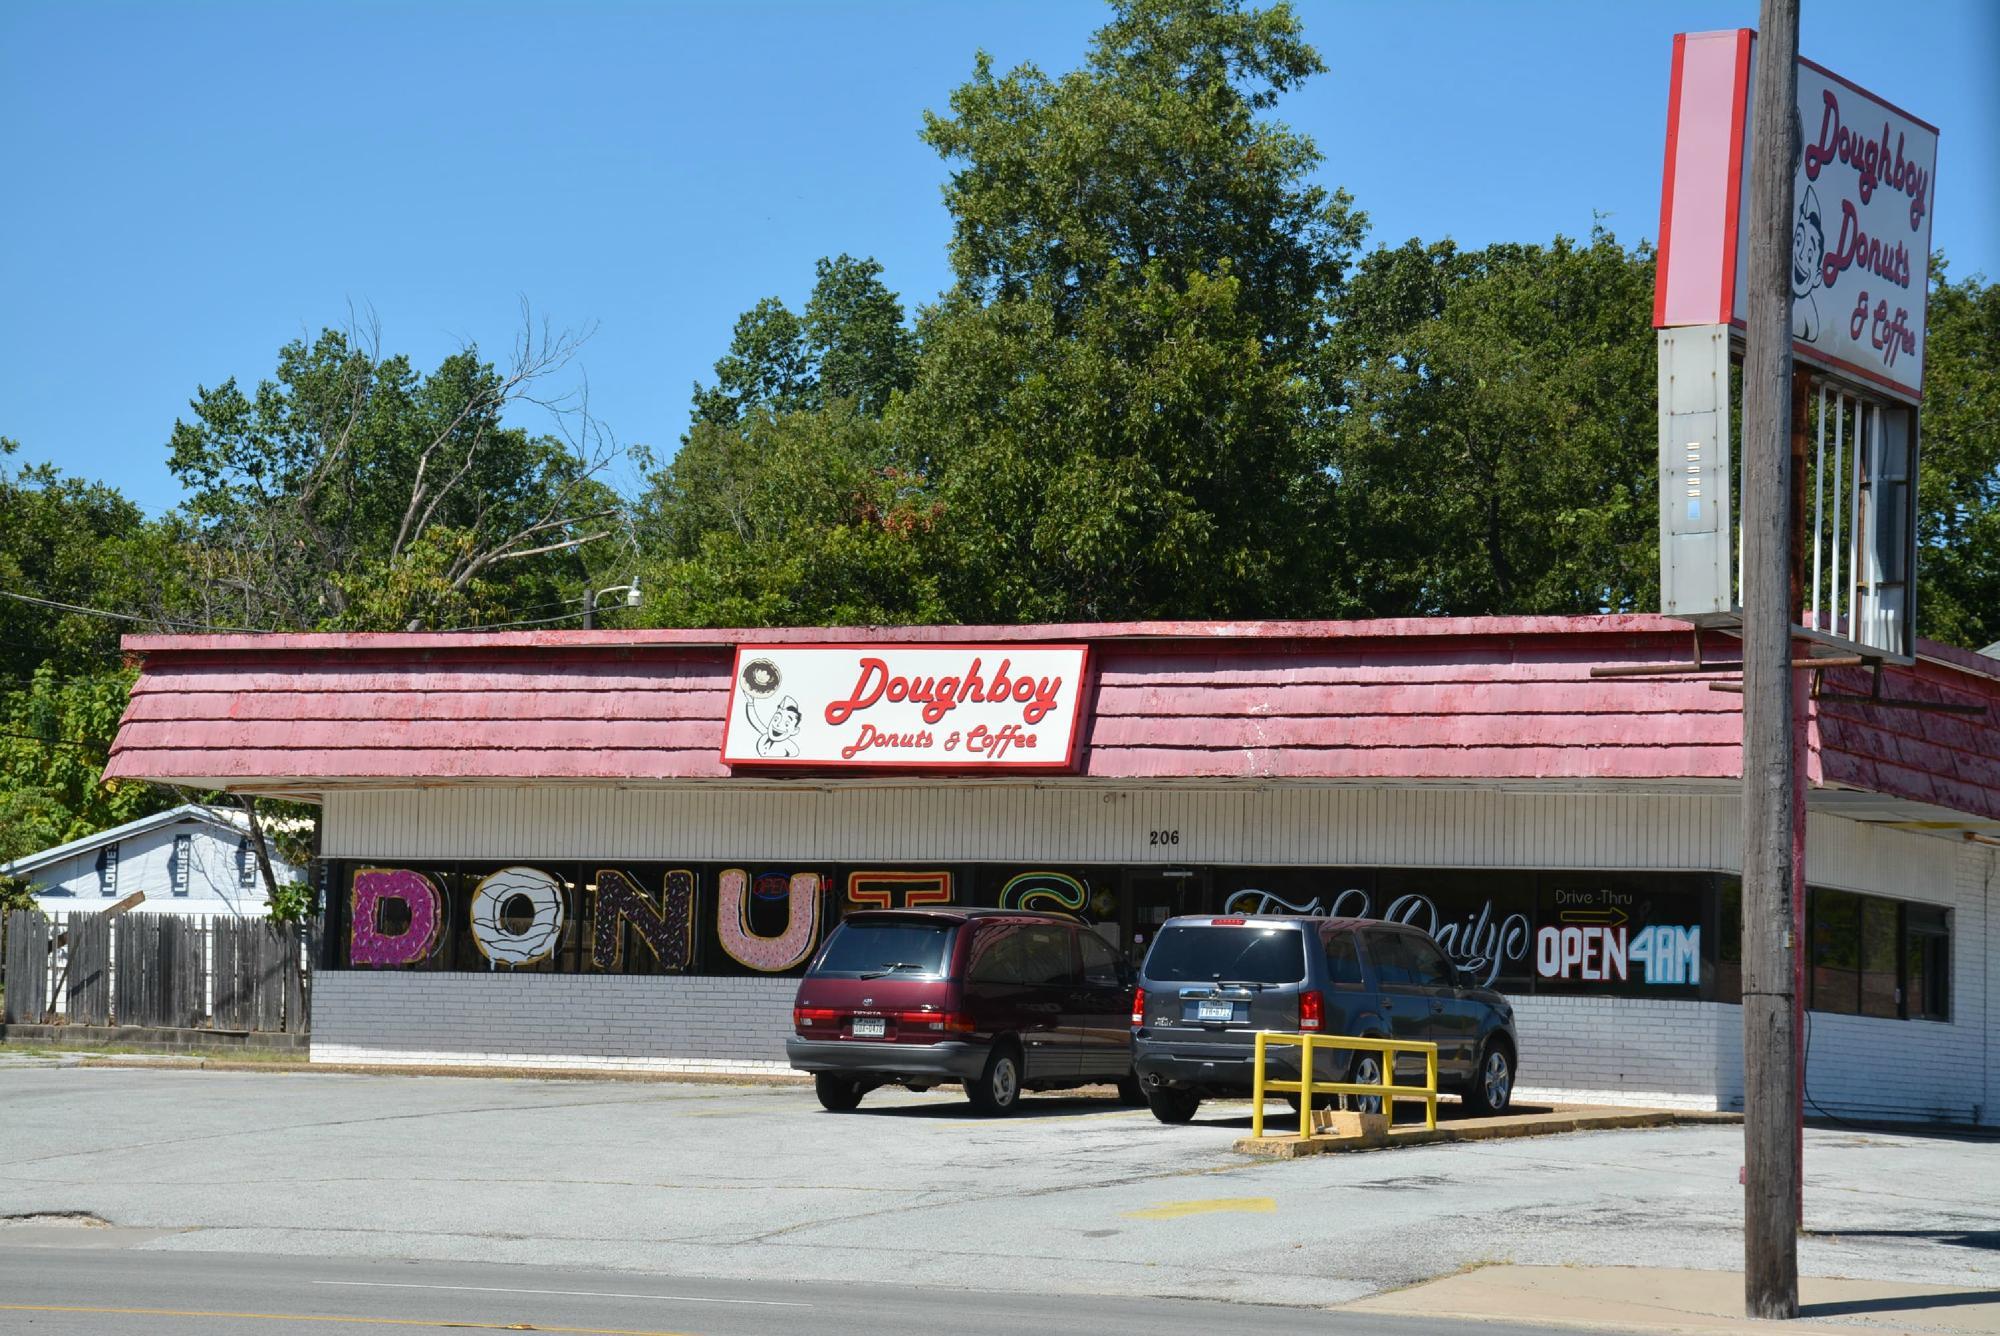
[810,921,956,978]
[1144,925,1306,985]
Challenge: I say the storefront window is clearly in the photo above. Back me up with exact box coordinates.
[1859,897,1900,1019]
[1905,904,1951,1021]
[1807,887,1950,1021]
[1715,878,1742,1005]
[323,859,1948,1018]
[1809,888,1862,1015]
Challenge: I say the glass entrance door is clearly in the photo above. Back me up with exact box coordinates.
[1120,870,1210,967]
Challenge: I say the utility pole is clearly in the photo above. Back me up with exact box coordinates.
[1740,0,1802,1319]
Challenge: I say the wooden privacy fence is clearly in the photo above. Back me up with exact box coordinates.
[1,910,311,1032]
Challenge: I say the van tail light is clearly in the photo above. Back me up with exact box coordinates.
[923,1011,976,1034]
[1131,988,1146,1029]
[1297,990,1325,1032]
[794,1006,838,1031]
[1210,917,1247,925]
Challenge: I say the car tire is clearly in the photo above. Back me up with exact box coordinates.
[1144,1086,1201,1124]
[1115,1072,1148,1107]
[1466,1040,1515,1117]
[1344,1051,1384,1116]
[964,1044,1023,1116]
[814,1074,865,1112]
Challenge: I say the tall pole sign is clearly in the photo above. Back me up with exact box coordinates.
[1652,10,1941,1323]
[1653,26,1938,655]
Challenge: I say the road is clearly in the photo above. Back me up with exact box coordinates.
[0,1245,1585,1336]
[0,1065,1994,1312]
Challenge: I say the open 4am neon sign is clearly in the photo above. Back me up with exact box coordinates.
[720,644,1089,770]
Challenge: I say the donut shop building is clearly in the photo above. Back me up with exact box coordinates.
[103,617,2000,1124]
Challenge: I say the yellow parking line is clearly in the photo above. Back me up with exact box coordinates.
[0,1304,699,1335]
[1121,1196,1277,1220]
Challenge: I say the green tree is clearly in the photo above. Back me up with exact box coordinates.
[0,441,153,684]
[691,255,914,426]
[0,667,164,863]
[1915,259,2000,651]
[1326,230,1660,616]
[896,0,1364,621]
[168,320,624,632]
[636,401,947,628]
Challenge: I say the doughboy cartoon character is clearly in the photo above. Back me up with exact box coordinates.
[746,695,803,758]
[1791,184,1826,343]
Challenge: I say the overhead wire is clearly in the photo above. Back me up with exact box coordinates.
[0,588,255,632]
[0,587,621,636]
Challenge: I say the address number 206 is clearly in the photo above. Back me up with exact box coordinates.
[1148,829,1181,847]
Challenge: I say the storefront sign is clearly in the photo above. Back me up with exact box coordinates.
[1654,29,1938,400]
[1223,887,1533,989]
[334,861,1728,998]
[1534,923,1700,986]
[720,644,1089,770]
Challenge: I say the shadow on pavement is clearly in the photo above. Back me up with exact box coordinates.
[1801,1288,2000,1318]
[1807,1228,2000,1253]
[843,1094,1140,1120]
[1197,1100,1551,1131]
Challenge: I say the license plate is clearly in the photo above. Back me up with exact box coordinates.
[852,1017,886,1038]
[1196,1000,1234,1023]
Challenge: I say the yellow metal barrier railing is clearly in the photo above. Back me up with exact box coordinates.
[1250,1031,1439,1139]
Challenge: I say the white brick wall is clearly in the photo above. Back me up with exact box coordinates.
[310,972,797,1076]
[1511,994,1743,1112]
[1986,842,1999,1125]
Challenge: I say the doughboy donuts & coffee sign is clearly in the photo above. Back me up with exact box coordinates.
[720,644,1090,770]
[1654,28,1939,400]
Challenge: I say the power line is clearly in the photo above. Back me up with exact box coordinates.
[0,587,628,637]
[442,609,594,631]
[0,729,106,755]
[0,589,254,633]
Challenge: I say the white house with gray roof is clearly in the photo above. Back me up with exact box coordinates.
[2,805,303,919]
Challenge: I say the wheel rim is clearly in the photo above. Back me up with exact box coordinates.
[1484,1050,1512,1109]
[993,1057,1018,1105]
[1352,1056,1382,1114]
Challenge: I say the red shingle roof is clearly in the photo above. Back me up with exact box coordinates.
[103,615,2000,821]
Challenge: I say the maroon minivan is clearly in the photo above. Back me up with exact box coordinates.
[787,908,1142,1115]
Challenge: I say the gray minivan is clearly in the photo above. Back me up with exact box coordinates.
[1130,914,1520,1124]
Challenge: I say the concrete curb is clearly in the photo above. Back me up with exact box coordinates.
[1235,1106,1743,1156]
[65,1056,817,1085]
[1340,1264,2000,1335]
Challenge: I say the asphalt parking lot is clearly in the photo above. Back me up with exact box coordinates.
[1,1065,1995,1308]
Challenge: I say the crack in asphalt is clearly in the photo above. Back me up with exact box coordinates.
[729,1158,1260,1245]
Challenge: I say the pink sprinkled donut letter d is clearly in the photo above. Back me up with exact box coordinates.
[351,868,444,967]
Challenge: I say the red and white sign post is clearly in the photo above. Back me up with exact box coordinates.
[1657,30,1938,398]
[1653,29,1937,658]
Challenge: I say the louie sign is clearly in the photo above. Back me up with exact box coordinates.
[720,644,1089,770]
[1654,29,1938,401]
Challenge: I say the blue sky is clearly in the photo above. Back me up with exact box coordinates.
[3,0,1994,515]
